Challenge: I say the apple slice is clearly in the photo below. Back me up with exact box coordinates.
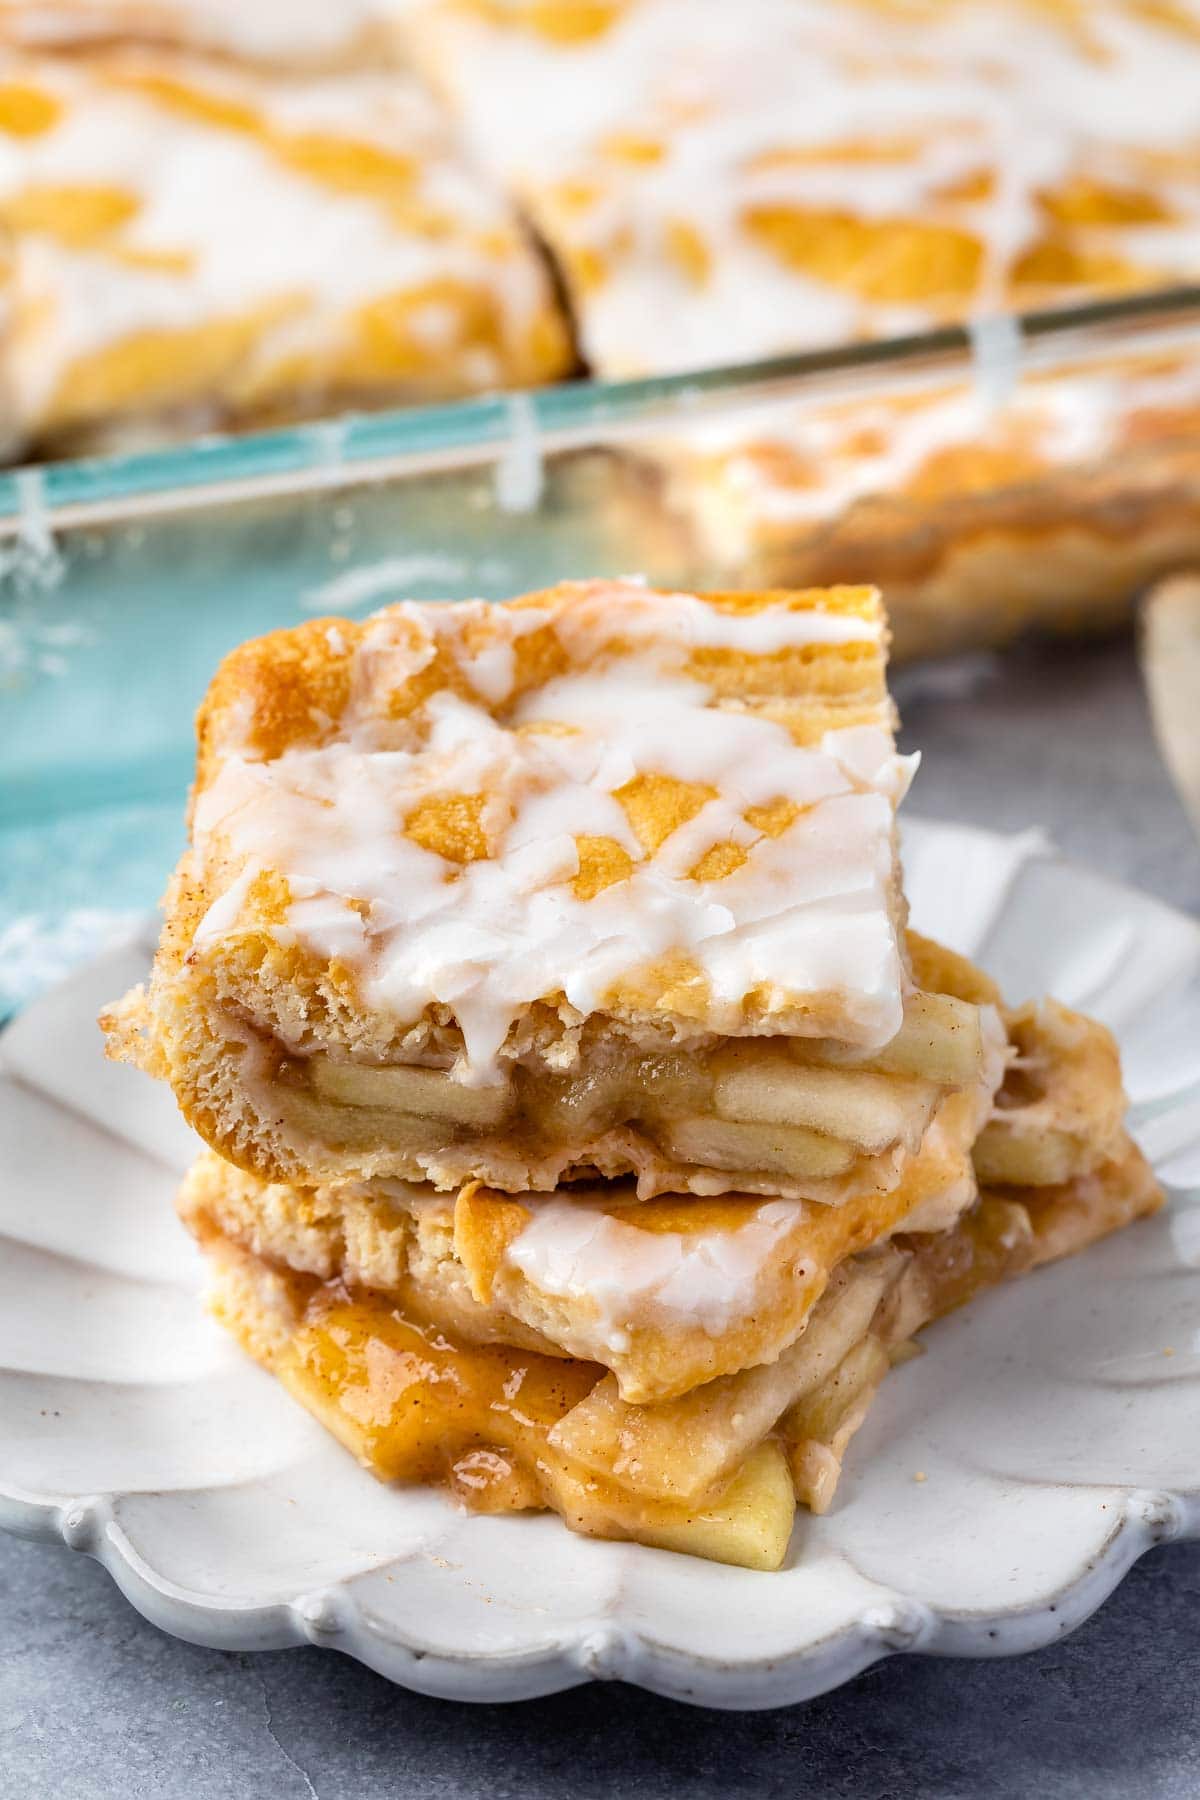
[713,1048,937,1153]
[311,1055,511,1128]
[656,1112,855,1181]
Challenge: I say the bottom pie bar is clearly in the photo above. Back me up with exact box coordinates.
[175,939,1143,1406]
[181,1136,1159,1573]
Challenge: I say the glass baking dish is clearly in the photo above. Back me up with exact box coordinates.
[2,283,1200,1015]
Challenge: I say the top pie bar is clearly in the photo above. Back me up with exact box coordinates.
[105,581,999,1199]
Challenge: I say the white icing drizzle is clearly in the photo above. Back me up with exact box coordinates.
[967,312,1023,416]
[494,388,544,514]
[0,44,558,428]
[504,1194,805,1350]
[415,0,1200,376]
[193,584,912,1078]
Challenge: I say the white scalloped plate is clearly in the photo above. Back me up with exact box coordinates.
[1,817,1198,1710]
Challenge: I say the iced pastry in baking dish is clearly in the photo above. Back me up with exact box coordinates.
[0,45,572,452]
[103,582,1007,1201]
[410,0,1200,656]
[411,0,1200,378]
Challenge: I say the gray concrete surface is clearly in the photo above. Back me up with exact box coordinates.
[892,635,1200,915]
[1,633,1198,1799]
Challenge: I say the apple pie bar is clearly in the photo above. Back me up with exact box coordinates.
[103,581,1011,1201]
[174,966,1160,1570]
[0,43,572,453]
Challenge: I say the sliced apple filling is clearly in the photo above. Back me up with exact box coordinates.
[263,986,973,1189]
[204,1228,897,1570]
[310,1058,512,1128]
[709,1052,939,1151]
[652,1114,858,1182]
[545,1255,898,1505]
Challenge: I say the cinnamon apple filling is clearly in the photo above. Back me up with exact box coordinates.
[203,1225,901,1570]
[253,981,986,1190]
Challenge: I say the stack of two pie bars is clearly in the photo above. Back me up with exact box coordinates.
[103,580,1160,1570]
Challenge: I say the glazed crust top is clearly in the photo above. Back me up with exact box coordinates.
[178,581,910,1076]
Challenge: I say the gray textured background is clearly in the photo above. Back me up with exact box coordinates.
[2,634,1198,1800]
